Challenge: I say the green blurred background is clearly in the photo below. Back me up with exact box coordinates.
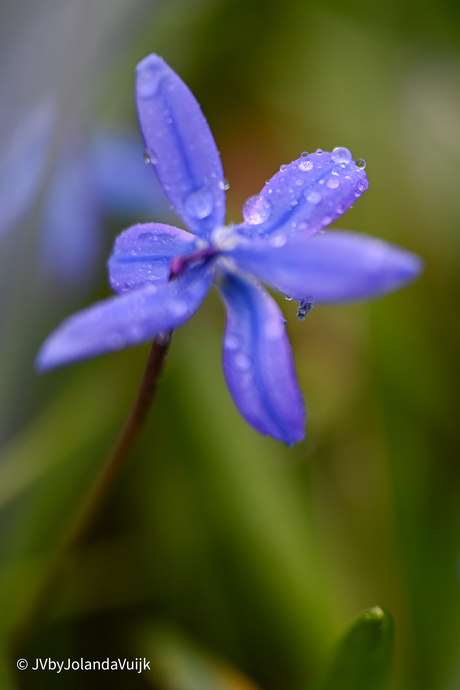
[0,0,459,688]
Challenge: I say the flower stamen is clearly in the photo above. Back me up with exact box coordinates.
[169,246,219,280]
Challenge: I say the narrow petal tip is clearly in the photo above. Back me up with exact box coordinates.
[136,54,165,98]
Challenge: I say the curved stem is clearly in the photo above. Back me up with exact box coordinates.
[68,331,173,548]
[15,332,173,645]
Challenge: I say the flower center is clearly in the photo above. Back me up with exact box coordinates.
[169,246,219,280]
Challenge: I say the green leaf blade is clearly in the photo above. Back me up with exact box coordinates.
[319,607,394,690]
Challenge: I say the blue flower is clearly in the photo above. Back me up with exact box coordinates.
[37,54,423,444]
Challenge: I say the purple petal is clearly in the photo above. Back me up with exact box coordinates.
[136,54,225,238]
[40,129,102,288]
[237,149,368,239]
[108,223,197,292]
[227,230,423,302]
[37,264,214,370]
[219,272,305,444]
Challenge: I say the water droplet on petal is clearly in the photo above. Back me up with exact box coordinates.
[225,334,240,350]
[326,176,340,189]
[234,353,251,371]
[356,159,366,169]
[265,318,284,340]
[331,147,352,164]
[243,195,272,225]
[169,300,188,317]
[184,188,213,219]
[306,190,322,205]
[295,178,303,186]
[358,179,369,192]
[280,164,287,171]
[144,148,158,164]
[323,215,332,225]
[129,324,144,339]
[285,295,293,301]
[137,63,162,98]
[269,233,286,247]
[218,178,230,191]
[298,159,313,172]
[301,151,309,157]
[316,148,323,155]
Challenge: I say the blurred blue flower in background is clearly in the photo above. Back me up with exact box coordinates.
[37,54,423,443]
[40,126,171,288]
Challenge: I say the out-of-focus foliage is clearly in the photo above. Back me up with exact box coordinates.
[318,607,394,690]
[0,0,459,689]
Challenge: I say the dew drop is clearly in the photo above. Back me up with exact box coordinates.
[280,164,287,172]
[269,233,286,247]
[218,178,230,191]
[184,188,213,219]
[137,63,162,98]
[295,178,303,186]
[298,159,313,172]
[242,195,272,225]
[234,353,251,371]
[144,148,158,164]
[265,318,284,340]
[322,215,332,225]
[129,324,144,339]
[285,295,293,301]
[326,176,340,189]
[356,159,366,169]
[306,190,322,205]
[225,334,240,350]
[331,147,352,164]
[301,151,309,157]
[316,148,323,155]
[358,179,369,192]
[168,300,188,317]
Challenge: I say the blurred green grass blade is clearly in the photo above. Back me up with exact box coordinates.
[0,635,20,690]
[0,355,137,512]
[140,623,262,690]
[319,607,394,690]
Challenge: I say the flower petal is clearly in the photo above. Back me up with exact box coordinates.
[219,272,305,444]
[108,223,198,292]
[237,149,368,239]
[227,230,423,302]
[40,128,103,289]
[136,54,226,238]
[36,264,214,370]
